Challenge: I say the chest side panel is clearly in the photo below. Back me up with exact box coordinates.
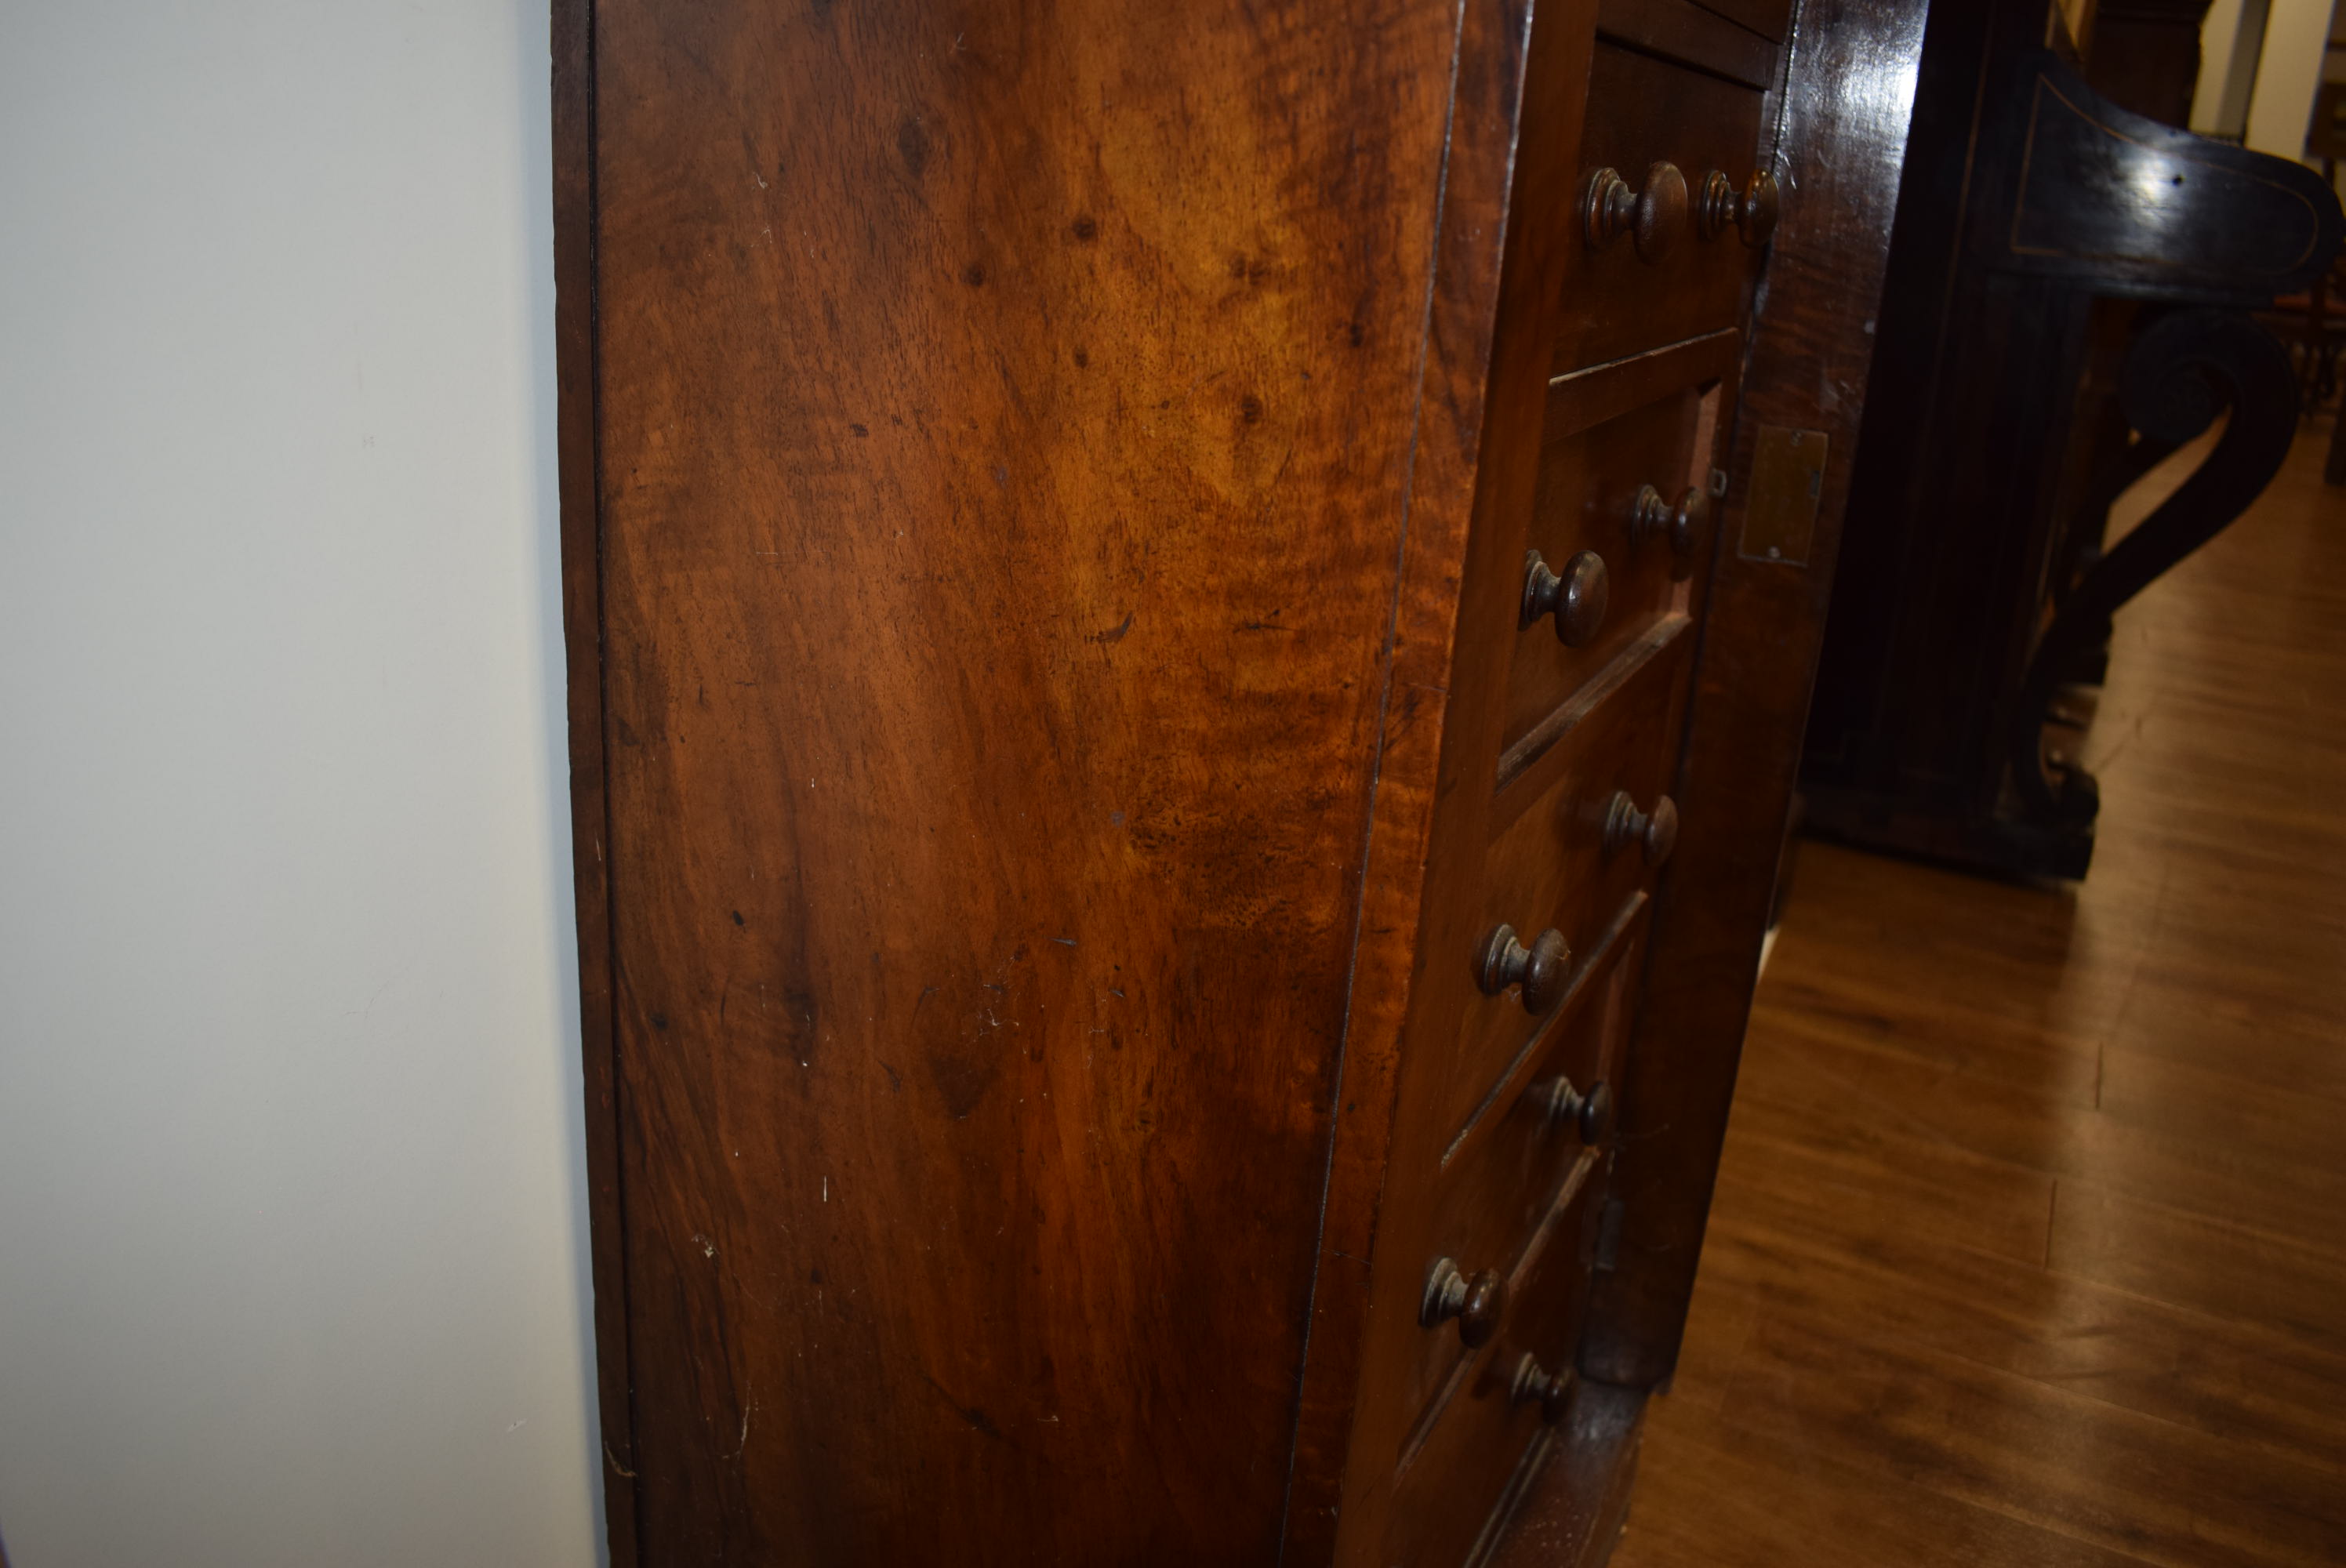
[586,1,1464,1559]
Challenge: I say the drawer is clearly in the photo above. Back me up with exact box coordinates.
[1550,40,1771,376]
[1505,374,1723,754]
[1384,1171,1610,1567]
[1598,0,1788,81]
[1391,903,1646,1439]
[1438,633,1691,1142]
[1689,0,1792,42]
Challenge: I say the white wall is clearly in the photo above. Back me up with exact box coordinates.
[0,4,599,1565]
[2247,0,2341,157]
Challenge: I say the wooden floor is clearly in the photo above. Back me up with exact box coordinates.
[1612,416,2346,1566]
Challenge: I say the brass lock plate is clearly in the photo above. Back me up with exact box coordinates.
[1738,425,1828,566]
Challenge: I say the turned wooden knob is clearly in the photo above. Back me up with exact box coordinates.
[1535,1075,1614,1145]
[1422,1257,1505,1348]
[1699,169,1781,245]
[1478,924,1571,1014]
[1585,162,1688,260]
[1510,1353,1576,1425]
[1630,483,1708,579]
[1603,790,1678,866]
[1522,549,1610,647]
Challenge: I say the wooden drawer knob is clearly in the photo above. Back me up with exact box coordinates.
[1699,169,1781,245]
[1603,790,1678,866]
[1510,1354,1576,1425]
[1422,1258,1505,1348]
[1535,1074,1614,1145]
[1630,483,1708,579]
[1478,924,1571,1014]
[1522,549,1609,647]
[1585,162,1688,260]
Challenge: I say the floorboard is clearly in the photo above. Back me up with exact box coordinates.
[1614,419,2346,1564]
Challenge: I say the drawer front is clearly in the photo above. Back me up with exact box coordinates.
[1392,904,1646,1436]
[1506,377,1723,753]
[1440,633,1692,1142]
[1551,41,1770,377]
[1689,0,1792,42]
[1384,1174,1610,1567]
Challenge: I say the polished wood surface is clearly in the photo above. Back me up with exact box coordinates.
[1597,0,1780,88]
[1326,0,1782,1532]
[557,0,1893,1559]
[1687,0,1795,46]
[1799,0,2345,880]
[1388,1178,1609,1568]
[1507,356,1723,750]
[1289,1,1611,1556]
[1581,0,1933,1390]
[573,2,1471,1559]
[1617,421,2346,1564]
[1550,38,1770,377]
[549,7,639,1557]
[1462,644,1691,1136]
[1486,1384,1645,1568]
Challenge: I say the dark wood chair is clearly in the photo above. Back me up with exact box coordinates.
[1799,0,2345,879]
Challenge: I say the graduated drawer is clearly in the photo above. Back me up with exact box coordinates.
[1389,899,1647,1446]
[1436,630,1693,1143]
[1550,37,1772,377]
[1383,1161,1611,1567]
[1683,0,1792,42]
[1505,332,1736,758]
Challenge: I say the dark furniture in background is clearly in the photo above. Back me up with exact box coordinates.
[2083,0,2221,126]
[1799,0,2344,880]
[550,1,1925,1561]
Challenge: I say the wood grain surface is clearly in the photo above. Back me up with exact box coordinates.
[1547,39,1770,378]
[1297,1,1614,1558]
[558,0,1888,1559]
[577,2,1470,1559]
[1616,422,2346,1565]
[1273,0,1561,1549]
[1796,0,2344,880]
[1485,1383,1645,1568]
[1581,0,1932,1389]
[550,4,641,1558]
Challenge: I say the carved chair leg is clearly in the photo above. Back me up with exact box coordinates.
[2010,309,2299,822]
